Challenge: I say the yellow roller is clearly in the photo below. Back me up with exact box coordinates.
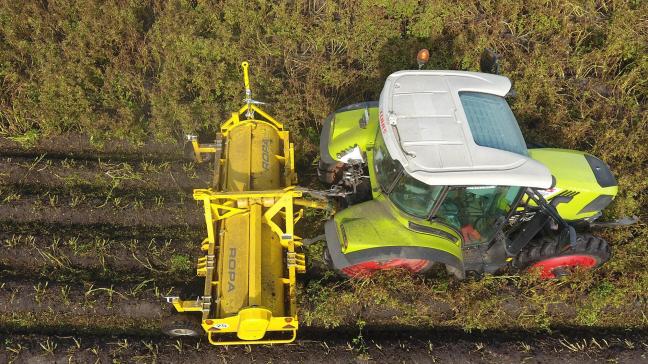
[171,61,325,345]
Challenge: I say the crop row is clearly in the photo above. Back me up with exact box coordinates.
[0,232,197,285]
[0,155,210,197]
[0,197,204,229]
[0,135,186,162]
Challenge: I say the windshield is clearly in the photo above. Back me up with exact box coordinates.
[373,130,401,191]
[374,130,444,219]
[435,186,521,244]
[459,92,528,156]
[390,174,444,218]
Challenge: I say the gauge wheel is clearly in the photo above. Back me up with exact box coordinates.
[516,234,611,279]
[341,258,432,278]
[161,314,202,338]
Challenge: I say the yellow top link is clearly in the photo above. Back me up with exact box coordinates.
[219,61,284,135]
[241,61,251,94]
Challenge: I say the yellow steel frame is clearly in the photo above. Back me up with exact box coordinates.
[171,61,327,345]
[188,62,297,186]
[170,188,307,345]
[190,140,216,163]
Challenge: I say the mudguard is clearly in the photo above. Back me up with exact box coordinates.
[320,102,378,165]
[324,198,464,276]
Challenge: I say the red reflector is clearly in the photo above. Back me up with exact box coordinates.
[205,320,213,325]
[282,324,296,329]
[284,317,293,323]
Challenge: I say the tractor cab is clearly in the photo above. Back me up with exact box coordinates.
[371,96,529,245]
[373,122,523,246]
[320,69,617,278]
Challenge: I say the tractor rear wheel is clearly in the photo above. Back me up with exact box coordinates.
[161,314,202,338]
[516,234,611,279]
[341,258,432,278]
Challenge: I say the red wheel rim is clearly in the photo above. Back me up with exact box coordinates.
[531,255,598,279]
[341,258,429,278]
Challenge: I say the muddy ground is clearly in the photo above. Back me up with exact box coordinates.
[0,136,646,363]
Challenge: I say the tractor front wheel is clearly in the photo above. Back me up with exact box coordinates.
[516,234,611,279]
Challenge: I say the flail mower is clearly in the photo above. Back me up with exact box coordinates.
[162,51,622,345]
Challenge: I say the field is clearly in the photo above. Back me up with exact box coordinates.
[0,0,647,362]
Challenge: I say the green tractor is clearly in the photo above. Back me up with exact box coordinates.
[317,51,619,279]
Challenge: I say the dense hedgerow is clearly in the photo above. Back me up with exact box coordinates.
[0,0,646,330]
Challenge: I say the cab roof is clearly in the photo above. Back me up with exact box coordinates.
[378,70,553,189]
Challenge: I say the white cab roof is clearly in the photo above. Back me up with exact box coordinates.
[378,70,552,188]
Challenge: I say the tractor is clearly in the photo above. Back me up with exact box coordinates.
[162,51,620,344]
[317,50,617,280]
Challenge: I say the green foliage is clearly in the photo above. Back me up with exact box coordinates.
[0,1,645,169]
[169,254,192,274]
[7,129,39,147]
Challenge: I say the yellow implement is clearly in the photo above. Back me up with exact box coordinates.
[168,62,326,345]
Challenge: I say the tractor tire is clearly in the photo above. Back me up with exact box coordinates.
[516,234,611,279]
[161,314,202,338]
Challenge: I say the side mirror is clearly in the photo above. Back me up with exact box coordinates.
[479,48,500,75]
